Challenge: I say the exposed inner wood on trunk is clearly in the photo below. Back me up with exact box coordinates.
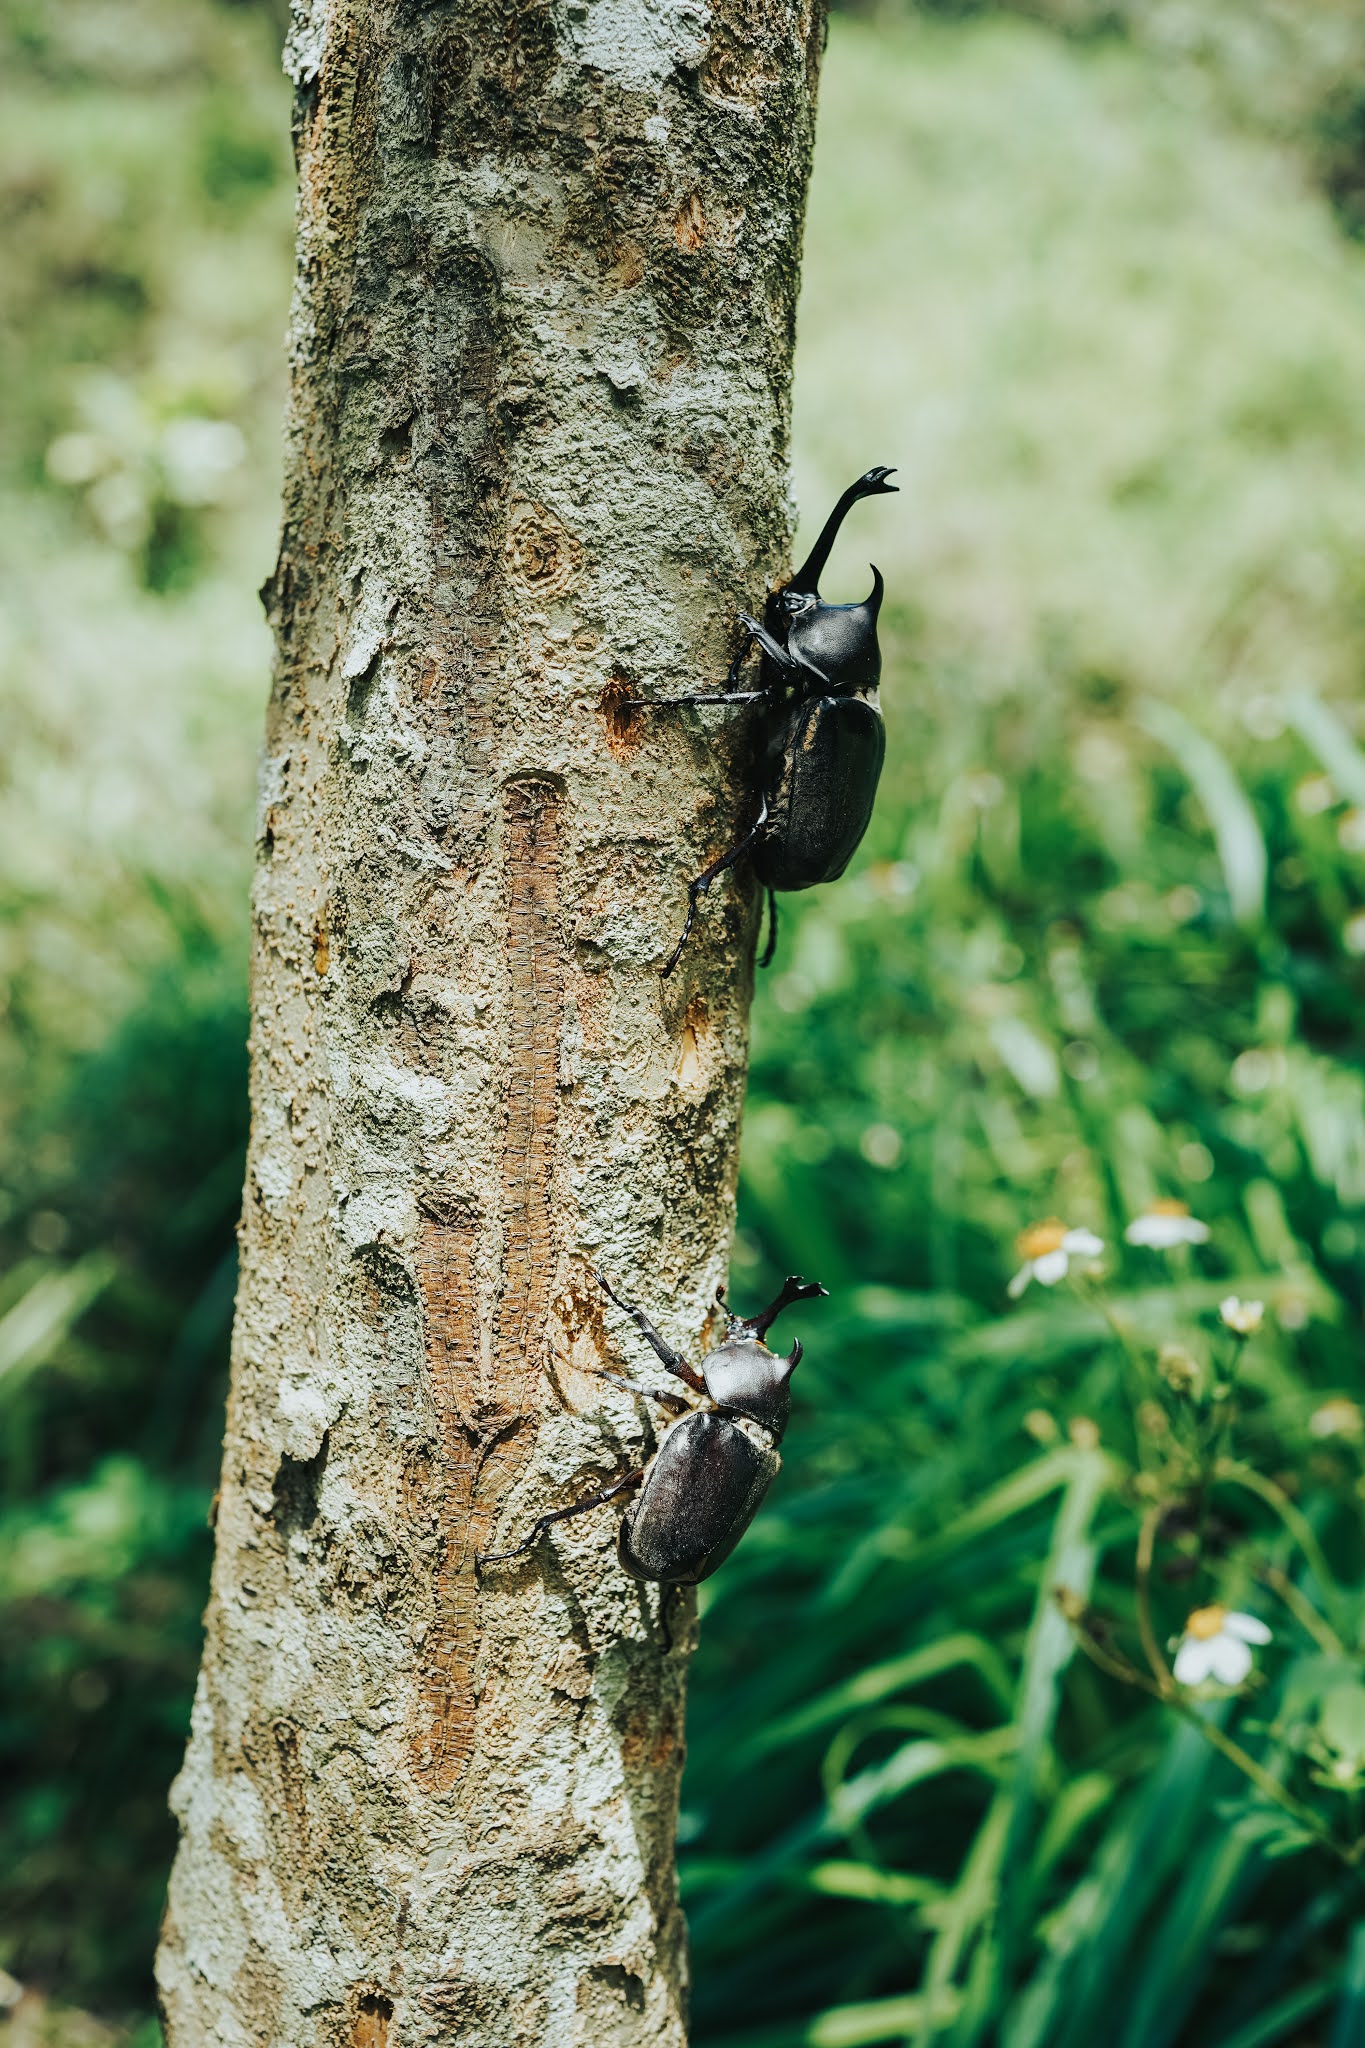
[412,779,565,1791]
[351,1990,393,2047]
[493,776,564,1418]
[412,1211,480,1788]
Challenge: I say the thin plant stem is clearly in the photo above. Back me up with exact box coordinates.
[1167,1699,1359,1867]
[1217,1459,1354,1645]
[1135,1503,1175,1691]
[1192,1329,1247,1576]
[1076,1274,1161,1476]
[1067,1609,1356,1865]
[1254,1560,1347,1660]
[1078,1273,1150,1390]
[1065,1613,1164,1699]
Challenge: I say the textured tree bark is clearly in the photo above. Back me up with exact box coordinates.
[156,1,824,2041]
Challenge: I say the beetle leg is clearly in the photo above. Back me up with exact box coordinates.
[759,887,778,970]
[661,793,770,978]
[625,619,768,710]
[738,611,830,687]
[596,1269,707,1392]
[735,613,800,675]
[478,1467,645,1570]
[623,690,766,709]
[590,1366,692,1412]
[724,622,757,688]
[659,1583,685,1654]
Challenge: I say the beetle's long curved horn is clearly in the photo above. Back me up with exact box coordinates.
[746,1275,829,1339]
[787,467,898,598]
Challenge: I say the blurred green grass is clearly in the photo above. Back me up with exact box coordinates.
[5,2,1365,2043]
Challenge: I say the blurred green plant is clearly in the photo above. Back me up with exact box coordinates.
[0,0,288,2025]
[682,12,1365,2045]
[5,1,1365,2045]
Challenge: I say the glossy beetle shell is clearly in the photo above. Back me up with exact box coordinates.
[755,692,886,892]
[700,1334,796,1436]
[619,1411,781,1585]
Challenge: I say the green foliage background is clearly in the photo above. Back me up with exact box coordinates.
[4,2,1365,2042]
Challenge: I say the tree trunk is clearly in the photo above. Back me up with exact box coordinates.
[156,1,824,2041]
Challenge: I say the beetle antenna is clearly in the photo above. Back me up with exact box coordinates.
[743,1275,829,1340]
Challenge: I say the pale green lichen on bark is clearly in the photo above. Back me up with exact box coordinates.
[156,0,825,2040]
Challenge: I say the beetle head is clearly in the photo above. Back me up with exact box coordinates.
[700,1276,828,1439]
[785,569,885,694]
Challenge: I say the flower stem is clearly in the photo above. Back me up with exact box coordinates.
[1254,1560,1346,1660]
[1217,1459,1353,1646]
[1062,1594,1356,1864]
[1135,1503,1174,1690]
[1062,1606,1165,1699]
[1168,1699,1358,1865]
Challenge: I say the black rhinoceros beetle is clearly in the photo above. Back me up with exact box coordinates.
[479,1271,827,1587]
[635,465,897,974]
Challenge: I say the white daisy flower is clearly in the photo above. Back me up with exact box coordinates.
[1172,1605,1271,1688]
[1309,1398,1363,1441]
[1008,1220,1105,1298]
[1124,1200,1210,1250]
[1219,1297,1264,1336]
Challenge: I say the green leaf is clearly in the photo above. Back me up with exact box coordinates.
[0,1252,117,1392]
[1136,699,1266,928]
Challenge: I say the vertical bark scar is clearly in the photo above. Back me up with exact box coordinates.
[412,1211,479,1788]
[411,777,565,1791]
[494,776,563,1414]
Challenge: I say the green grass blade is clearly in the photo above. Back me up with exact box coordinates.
[745,1633,1015,1762]
[1213,1976,1343,2048]
[948,1446,1109,2046]
[1329,1923,1365,2048]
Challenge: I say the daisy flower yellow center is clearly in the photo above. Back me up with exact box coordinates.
[1016,1219,1069,1259]
[1185,1604,1227,1641]
[1146,1199,1191,1218]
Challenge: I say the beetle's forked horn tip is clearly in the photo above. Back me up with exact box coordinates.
[748,1274,829,1338]
[790,1276,830,1301]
